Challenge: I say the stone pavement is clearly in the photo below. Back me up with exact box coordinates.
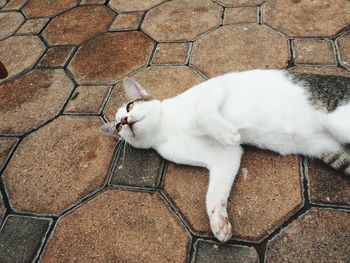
[0,0,350,262]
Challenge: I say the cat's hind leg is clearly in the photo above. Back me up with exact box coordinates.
[206,145,243,242]
[326,103,350,144]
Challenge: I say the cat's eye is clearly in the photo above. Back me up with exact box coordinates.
[126,101,134,112]
[116,123,122,132]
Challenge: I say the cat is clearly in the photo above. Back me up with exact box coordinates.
[101,69,350,242]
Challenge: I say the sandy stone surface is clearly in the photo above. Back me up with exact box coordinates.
[191,24,290,77]
[337,32,350,68]
[23,0,79,18]
[142,0,222,41]
[2,0,26,10]
[42,189,190,262]
[164,148,303,242]
[0,36,45,83]
[68,32,154,84]
[152,43,190,64]
[224,7,257,25]
[0,12,25,40]
[293,39,336,65]
[0,138,17,170]
[16,18,49,35]
[65,85,110,113]
[110,13,143,31]
[3,116,116,214]
[262,0,350,37]
[38,47,75,68]
[42,6,114,46]
[109,0,166,12]
[0,69,74,135]
[266,208,350,263]
[214,0,264,6]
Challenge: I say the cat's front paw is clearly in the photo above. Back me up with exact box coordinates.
[216,127,241,146]
[209,203,232,242]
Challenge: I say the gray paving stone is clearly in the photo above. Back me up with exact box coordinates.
[193,240,259,263]
[110,143,163,188]
[0,215,51,263]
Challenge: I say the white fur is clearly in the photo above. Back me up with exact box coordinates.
[104,69,350,242]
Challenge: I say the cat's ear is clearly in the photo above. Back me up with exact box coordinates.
[100,122,117,137]
[123,77,149,100]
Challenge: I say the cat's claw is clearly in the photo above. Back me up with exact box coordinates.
[209,203,232,242]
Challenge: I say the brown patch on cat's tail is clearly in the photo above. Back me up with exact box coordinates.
[320,147,350,177]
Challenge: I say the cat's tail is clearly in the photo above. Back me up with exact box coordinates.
[320,145,350,177]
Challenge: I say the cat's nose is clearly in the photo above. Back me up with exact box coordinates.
[120,116,128,124]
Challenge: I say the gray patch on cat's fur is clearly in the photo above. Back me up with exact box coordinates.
[288,72,350,112]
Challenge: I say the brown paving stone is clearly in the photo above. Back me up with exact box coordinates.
[3,116,116,215]
[193,240,259,263]
[0,138,17,170]
[0,215,51,263]
[65,85,110,113]
[337,32,350,68]
[163,148,303,242]
[16,18,49,34]
[142,0,223,42]
[214,0,264,7]
[152,43,190,65]
[191,24,290,78]
[0,69,73,135]
[104,66,204,121]
[42,6,114,46]
[266,208,350,263]
[262,0,350,37]
[0,194,4,225]
[0,35,45,83]
[224,7,257,25]
[42,189,190,262]
[2,0,26,10]
[38,46,75,68]
[109,12,143,31]
[293,39,336,65]
[290,66,350,77]
[80,0,105,4]
[23,0,79,18]
[110,145,163,188]
[109,0,166,12]
[0,11,25,40]
[68,32,154,84]
[307,159,350,207]
[0,0,6,8]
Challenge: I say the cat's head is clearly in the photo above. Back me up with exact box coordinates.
[100,78,161,149]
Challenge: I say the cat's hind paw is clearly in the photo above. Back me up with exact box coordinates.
[209,203,232,242]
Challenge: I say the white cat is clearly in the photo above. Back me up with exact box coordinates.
[101,69,350,242]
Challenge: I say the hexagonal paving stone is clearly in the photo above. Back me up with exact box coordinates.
[0,193,5,225]
[0,36,45,83]
[109,0,166,12]
[23,0,79,18]
[0,137,17,170]
[68,32,154,84]
[0,69,74,135]
[41,189,190,262]
[0,215,51,263]
[3,116,116,215]
[290,65,350,77]
[42,6,114,46]
[65,85,110,114]
[191,24,290,78]
[104,66,204,121]
[142,0,223,42]
[2,0,26,10]
[109,12,143,31]
[163,148,303,242]
[262,0,350,37]
[307,159,350,207]
[193,240,259,263]
[337,32,350,68]
[0,12,25,41]
[110,144,163,188]
[214,0,264,6]
[266,208,350,263]
[224,7,258,25]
